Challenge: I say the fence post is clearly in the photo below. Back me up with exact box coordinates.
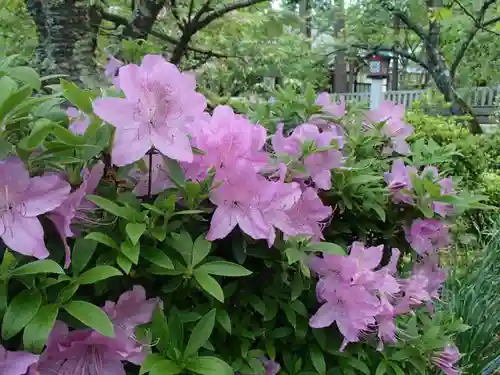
[370,79,384,110]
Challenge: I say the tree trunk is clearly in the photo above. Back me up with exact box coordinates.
[333,0,347,93]
[299,0,311,38]
[26,0,101,86]
[423,0,482,134]
[122,0,166,40]
[391,17,400,90]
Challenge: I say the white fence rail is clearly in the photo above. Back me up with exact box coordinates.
[332,86,500,109]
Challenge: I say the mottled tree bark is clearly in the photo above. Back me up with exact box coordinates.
[26,0,101,86]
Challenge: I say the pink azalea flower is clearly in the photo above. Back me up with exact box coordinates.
[315,92,346,118]
[66,107,91,135]
[48,162,105,267]
[33,321,131,375]
[272,123,344,190]
[206,162,270,242]
[131,154,174,196]
[309,278,380,350]
[413,253,447,307]
[433,177,456,217]
[278,186,332,242]
[406,219,451,255]
[189,106,268,182]
[384,159,416,204]
[309,243,404,351]
[0,345,39,375]
[104,51,124,87]
[366,101,413,155]
[310,93,346,132]
[32,286,160,375]
[103,285,162,333]
[93,54,207,166]
[261,357,281,375]
[432,344,461,375]
[0,157,70,259]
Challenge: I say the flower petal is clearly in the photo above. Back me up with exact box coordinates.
[152,127,193,163]
[112,128,151,166]
[22,174,71,217]
[93,98,136,129]
[206,206,237,241]
[1,215,49,259]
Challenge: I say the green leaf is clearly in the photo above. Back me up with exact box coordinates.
[120,241,140,264]
[3,67,41,90]
[196,261,252,277]
[77,266,122,284]
[71,238,98,276]
[389,363,406,375]
[12,260,64,276]
[285,247,304,265]
[85,232,118,249]
[304,242,346,255]
[375,361,387,375]
[64,300,114,337]
[0,281,7,317]
[2,289,42,340]
[126,223,146,245]
[184,308,216,358]
[0,138,13,159]
[192,235,212,267]
[216,309,231,334]
[348,357,370,375]
[60,79,93,113]
[117,254,133,274]
[186,356,234,375]
[140,354,182,375]
[87,195,135,220]
[23,304,58,353]
[164,157,186,188]
[141,246,175,269]
[194,270,224,302]
[167,231,193,265]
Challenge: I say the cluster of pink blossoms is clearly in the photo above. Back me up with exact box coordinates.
[385,159,454,255]
[309,243,446,351]
[1,286,160,375]
[0,54,462,374]
[90,54,344,247]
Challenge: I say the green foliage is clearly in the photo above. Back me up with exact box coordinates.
[442,214,500,374]
[0,57,485,375]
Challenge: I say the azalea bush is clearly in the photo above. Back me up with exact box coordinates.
[0,54,486,375]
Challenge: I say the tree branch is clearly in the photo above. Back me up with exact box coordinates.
[169,0,267,64]
[379,0,429,43]
[450,0,499,77]
[102,10,231,59]
[196,0,267,31]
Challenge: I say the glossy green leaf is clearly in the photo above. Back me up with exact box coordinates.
[186,356,233,375]
[64,300,114,337]
[126,222,146,245]
[12,260,64,276]
[196,261,252,277]
[85,232,118,249]
[71,238,98,275]
[23,304,58,353]
[77,265,122,284]
[2,289,42,340]
[184,308,216,358]
[192,235,212,267]
[194,270,224,302]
